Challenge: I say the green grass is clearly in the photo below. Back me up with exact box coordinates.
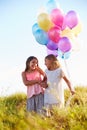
[0,86,87,130]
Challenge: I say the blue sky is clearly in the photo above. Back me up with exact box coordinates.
[0,0,87,96]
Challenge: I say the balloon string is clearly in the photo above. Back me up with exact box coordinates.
[64,59,70,79]
[64,59,72,106]
[64,59,74,89]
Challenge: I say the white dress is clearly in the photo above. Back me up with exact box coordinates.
[44,67,65,107]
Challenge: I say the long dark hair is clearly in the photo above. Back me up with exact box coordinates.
[25,56,38,72]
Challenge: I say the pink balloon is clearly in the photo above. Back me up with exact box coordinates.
[61,17,67,30]
[58,37,72,52]
[48,26,61,43]
[50,8,64,28]
[65,10,79,29]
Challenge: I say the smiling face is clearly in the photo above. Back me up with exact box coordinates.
[29,58,38,71]
[25,56,39,72]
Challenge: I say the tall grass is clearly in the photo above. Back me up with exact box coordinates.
[0,86,87,130]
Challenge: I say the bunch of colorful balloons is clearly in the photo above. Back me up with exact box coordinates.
[32,0,82,59]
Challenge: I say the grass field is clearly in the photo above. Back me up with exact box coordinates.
[0,86,87,130]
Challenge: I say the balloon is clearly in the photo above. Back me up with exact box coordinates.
[61,28,80,52]
[61,27,74,39]
[32,23,40,35]
[50,8,64,28]
[46,0,59,13]
[37,13,53,31]
[58,37,72,52]
[58,49,71,59]
[46,48,58,57]
[71,22,82,37]
[46,39,58,50]
[65,10,79,29]
[34,29,49,45]
[48,26,61,43]
[61,16,67,30]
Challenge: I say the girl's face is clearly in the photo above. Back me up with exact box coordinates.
[45,59,52,69]
[29,59,38,70]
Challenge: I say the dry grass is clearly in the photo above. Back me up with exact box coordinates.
[0,86,87,130]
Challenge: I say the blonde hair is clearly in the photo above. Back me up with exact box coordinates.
[45,54,61,69]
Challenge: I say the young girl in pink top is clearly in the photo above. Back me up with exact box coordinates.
[22,56,47,113]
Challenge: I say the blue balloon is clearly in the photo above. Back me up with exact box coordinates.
[46,0,58,13]
[58,49,71,59]
[32,23,40,35]
[34,29,49,45]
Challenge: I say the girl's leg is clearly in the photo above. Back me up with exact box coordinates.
[35,93,44,114]
[27,96,35,112]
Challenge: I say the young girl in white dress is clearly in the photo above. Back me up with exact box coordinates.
[44,54,75,113]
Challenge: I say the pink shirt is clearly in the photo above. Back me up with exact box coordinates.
[25,70,44,98]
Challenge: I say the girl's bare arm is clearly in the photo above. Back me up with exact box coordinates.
[36,66,47,80]
[22,72,39,86]
[63,75,75,95]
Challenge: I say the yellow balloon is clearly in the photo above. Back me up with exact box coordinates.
[71,22,82,37]
[61,27,74,39]
[37,13,53,31]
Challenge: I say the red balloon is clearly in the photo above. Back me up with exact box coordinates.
[48,26,61,43]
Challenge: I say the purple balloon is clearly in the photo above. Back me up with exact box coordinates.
[58,37,72,52]
[46,39,58,50]
[46,48,58,57]
[65,10,79,29]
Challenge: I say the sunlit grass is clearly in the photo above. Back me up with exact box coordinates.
[0,86,87,130]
